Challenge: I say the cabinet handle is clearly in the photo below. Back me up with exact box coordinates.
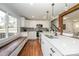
[50,48,55,53]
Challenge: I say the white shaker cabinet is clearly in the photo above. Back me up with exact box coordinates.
[40,34,62,56]
[41,37,51,56]
[41,33,79,56]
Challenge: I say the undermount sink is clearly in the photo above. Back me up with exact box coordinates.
[45,34,58,39]
[45,35,54,39]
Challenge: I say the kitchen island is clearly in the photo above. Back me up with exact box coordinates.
[40,33,79,56]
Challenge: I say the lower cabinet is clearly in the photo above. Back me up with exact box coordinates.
[41,38,51,56]
[49,47,62,56]
[41,35,62,56]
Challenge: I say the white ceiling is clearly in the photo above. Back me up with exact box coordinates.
[2,3,77,20]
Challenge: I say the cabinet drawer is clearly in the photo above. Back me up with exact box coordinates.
[45,39,62,56]
[40,34,62,56]
[44,39,62,56]
[49,47,62,56]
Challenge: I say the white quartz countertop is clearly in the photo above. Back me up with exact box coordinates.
[42,34,79,56]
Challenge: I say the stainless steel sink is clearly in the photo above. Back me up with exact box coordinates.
[45,35,54,39]
[45,34,58,39]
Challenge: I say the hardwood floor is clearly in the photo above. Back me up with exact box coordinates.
[18,39,43,56]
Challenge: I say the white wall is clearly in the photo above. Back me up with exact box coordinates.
[20,17,26,27]
[20,19,50,28]
[20,19,50,39]
[0,3,21,47]
[0,4,21,33]
[63,18,79,34]
[25,20,50,28]
[63,19,73,33]
[73,22,79,33]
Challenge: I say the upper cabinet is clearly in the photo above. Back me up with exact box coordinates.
[20,17,26,27]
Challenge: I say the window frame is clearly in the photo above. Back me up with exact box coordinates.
[0,10,18,39]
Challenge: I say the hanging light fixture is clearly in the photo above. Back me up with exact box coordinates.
[46,10,51,32]
[51,3,55,18]
[64,3,68,11]
[46,10,49,19]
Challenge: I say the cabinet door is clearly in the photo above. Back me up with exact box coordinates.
[42,39,51,56]
[40,34,51,56]
[40,34,62,56]
[43,40,56,56]
[41,37,45,55]
[49,47,62,56]
[42,39,62,56]
[48,42,62,56]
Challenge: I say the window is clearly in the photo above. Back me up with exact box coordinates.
[0,10,18,39]
[8,15,17,37]
[0,10,6,39]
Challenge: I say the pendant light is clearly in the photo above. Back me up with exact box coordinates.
[51,3,54,17]
[64,3,68,11]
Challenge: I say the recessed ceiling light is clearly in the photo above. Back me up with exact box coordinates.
[29,3,34,5]
[63,17,69,20]
[32,16,35,18]
[63,17,67,19]
[75,24,79,28]
[73,20,77,21]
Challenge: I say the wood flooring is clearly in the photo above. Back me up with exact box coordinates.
[18,39,43,56]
